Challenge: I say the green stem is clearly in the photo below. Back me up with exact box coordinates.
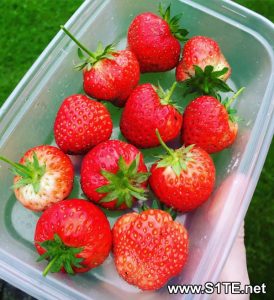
[155,129,175,157]
[43,255,59,276]
[164,82,177,102]
[0,156,32,177]
[226,87,245,108]
[60,25,95,58]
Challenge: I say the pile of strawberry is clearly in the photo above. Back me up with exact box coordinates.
[0,4,244,291]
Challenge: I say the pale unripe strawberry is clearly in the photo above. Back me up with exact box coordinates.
[0,145,74,211]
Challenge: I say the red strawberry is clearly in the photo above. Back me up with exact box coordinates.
[176,36,232,98]
[54,94,112,155]
[127,5,188,73]
[149,130,215,212]
[61,26,140,107]
[182,89,244,153]
[0,145,74,211]
[120,82,182,148]
[34,199,112,275]
[80,140,149,210]
[113,209,188,290]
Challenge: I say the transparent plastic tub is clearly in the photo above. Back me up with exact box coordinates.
[0,0,273,299]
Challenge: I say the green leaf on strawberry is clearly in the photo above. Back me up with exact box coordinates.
[156,81,183,113]
[37,233,84,276]
[179,65,234,98]
[0,152,46,193]
[159,3,188,42]
[97,153,150,208]
[155,129,194,177]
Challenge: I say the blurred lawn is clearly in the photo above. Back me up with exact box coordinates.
[0,0,273,299]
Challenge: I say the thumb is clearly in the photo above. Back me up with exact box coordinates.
[212,222,250,299]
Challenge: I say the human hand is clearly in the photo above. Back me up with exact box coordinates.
[213,222,250,299]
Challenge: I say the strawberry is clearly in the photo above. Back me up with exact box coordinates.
[182,88,244,153]
[34,199,112,275]
[127,4,188,73]
[0,145,74,211]
[149,130,215,212]
[176,36,232,98]
[80,140,149,210]
[113,208,188,290]
[120,82,182,148]
[54,94,112,155]
[61,26,140,107]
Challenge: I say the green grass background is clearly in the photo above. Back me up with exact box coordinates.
[0,0,273,299]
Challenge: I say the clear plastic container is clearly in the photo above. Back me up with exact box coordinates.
[0,0,273,299]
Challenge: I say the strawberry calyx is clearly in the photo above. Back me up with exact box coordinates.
[156,82,182,112]
[60,25,117,71]
[96,154,150,208]
[180,65,233,98]
[155,129,194,177]
[221,87,245,123]
[159,4,188,42]
[140,199,177,220]
[37,233,84,276]
[0,152,46,193]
